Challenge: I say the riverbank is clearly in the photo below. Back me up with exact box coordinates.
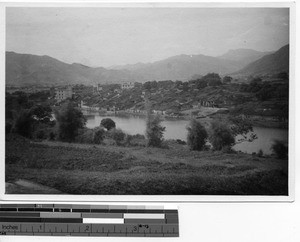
[6,135,288,195]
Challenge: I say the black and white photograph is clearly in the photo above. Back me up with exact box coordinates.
[4,5,291,197]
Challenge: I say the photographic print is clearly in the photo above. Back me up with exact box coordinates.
[4,4,291,197]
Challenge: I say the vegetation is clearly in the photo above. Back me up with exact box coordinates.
[93,128,105,144]
[271,140,288,159]
[222,76,233,84]
[209,121,235,151]
[187,119,208,151]
[109,128,126,145]
[6,134,288,195]
[55,101,86,142]
[100,118,116,130]
[146,114,166,148]
[14,109,35,138]
[228,115,257,144]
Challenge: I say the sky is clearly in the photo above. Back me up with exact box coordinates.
[6,7,289,67]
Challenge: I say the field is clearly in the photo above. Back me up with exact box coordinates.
[5,134,288,195]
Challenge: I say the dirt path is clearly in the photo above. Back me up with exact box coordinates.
[5,179,65,194]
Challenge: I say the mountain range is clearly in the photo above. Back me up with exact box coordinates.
[231,45,289,76]
[5,45,289,87]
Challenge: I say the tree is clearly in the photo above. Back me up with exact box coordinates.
[146,115,166,147]
[271,140,288,159]
[222,76,233,84]
[209,121,235,151]
[145,98,166,147]
[187,119,208,151]
[14,109,35,138]
[202,73,222,86]
[55,101,86,142]
[228,116,257,144]
[100,118,116,130]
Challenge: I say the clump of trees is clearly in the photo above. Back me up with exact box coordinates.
[240,76,288,102]
[55,101,86,142]
[13,104,54,139]
[190,73,223,89]
[186,116,258,152]
[187,119,208,151]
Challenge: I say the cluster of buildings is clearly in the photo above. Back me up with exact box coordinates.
[53,82,136,103]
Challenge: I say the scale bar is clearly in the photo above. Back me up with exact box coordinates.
[82,218,124,224]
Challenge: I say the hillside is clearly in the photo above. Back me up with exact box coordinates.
[5,52,136,86]
[6,135,288,195]
[232,45,289,76]
[5,45,289,86]
[6,52,243,86]
[218,49,272,67]
[126,54,242,81]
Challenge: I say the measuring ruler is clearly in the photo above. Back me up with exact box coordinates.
[0,204,179,237]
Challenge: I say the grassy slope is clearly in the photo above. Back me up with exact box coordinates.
[5,135,288,195]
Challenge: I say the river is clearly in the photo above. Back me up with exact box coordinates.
[85,114,288,155]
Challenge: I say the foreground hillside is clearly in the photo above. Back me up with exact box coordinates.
[6,135,288,195]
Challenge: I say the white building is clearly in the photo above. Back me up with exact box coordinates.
[121,82,135,89]
[55,86,73,102]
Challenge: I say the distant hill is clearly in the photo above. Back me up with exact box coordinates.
[218,49,273,67]
[6,52,136,87]
[6,45,288,87]
[232,45,289,76]
[110,54,244,81]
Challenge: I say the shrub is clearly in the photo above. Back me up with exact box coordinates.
[146,115,166,147]
[271,140,288,159]
[132,134,145,139]
[176,139,187,145]
[124,134,133,146]
[257,149,264,157]
[187,119,208,151]
[93,128,105,144]
[109,128,126,145]
[76,129,94,144]
[209,121,235,151]
[100,118,116,131]
[129,134,147,147]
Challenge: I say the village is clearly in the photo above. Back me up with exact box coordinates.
[6,71,289,126]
